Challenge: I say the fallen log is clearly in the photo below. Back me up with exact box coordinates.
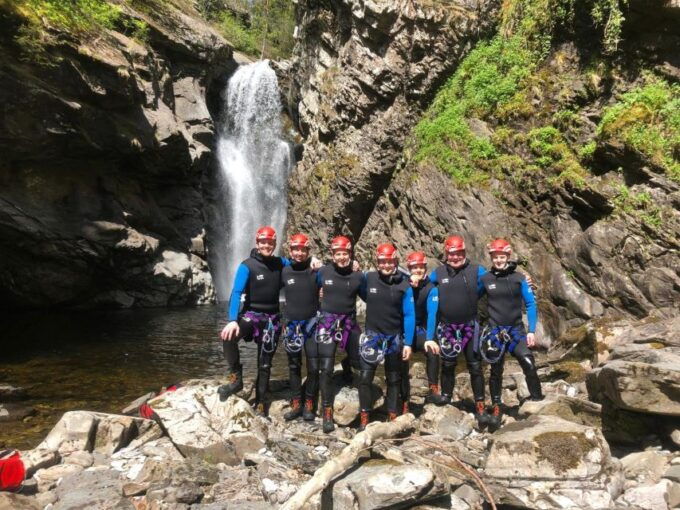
[280,413,416,510]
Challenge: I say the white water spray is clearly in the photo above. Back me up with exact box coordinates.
[213,61,293,300]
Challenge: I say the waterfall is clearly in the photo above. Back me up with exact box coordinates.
[213,60,293,301]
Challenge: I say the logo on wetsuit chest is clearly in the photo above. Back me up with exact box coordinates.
[256,274,264,281]
[369,288,377,294]
[325,280,333,285]
[442,278,450,284]
[287,278,295,285]
[488,283,496,290]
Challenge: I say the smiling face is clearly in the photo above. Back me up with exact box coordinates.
[377,257,397,276]
[491,252,509,270]
[256,239,276,257]
[290,245,309,263]
[332,249,351,268]
[446,249,466,269]
[409,264,427,278]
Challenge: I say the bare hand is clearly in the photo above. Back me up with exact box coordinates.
[409,274,422,288]
[352,260,360,272]
[402,346,412,361]
[526,332,536,348]
[311,257,322,271]
[424,340,440,355]
[220,321,240,341]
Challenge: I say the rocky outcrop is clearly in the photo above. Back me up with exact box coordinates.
[286,0,500,245]
[0,1,232,308]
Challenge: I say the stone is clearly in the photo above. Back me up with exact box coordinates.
[333,459,445,510]
[147,383,268,464]
[664,465,680,483]
[447,494,471,510]
[616,479,679,510]
[484,415,623,508]
[52,468,133,509]
[38,411,97,455]
[0,402,35,422]
[33,463,84,492]
[333,384,383,426]
[63,450,94,468]
[20,447,60,477]
[146,482,204,504]
[452,484,484,508]
[518,395,602,427]
[671,429,680,447]
[418,404,474,440]
[122,392,157,416]
[93,413,148,455]
[591,347,680,416]
[0,384,27,402]
[0,493,41,510]
[621,450,671,484]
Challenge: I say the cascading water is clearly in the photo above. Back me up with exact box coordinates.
[212,60,293,301]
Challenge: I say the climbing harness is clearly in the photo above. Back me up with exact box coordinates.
[283,318,316,354]
[437,322,474,362]
[315,312,356,350]
[359,330,402,365]
[480,325,525,364]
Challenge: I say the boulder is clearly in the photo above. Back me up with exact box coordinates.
[621,450,671,484]
[332,459,445,510]
[418,404,474,440]
[484,415,623,508]
[20,447,60,477]
[589,345,680,416]
[615,479,680,510]
[0,493,41,510]
[146,382,268,464]
[0,402,35,422]
[518,395,602,427]
[333,384,384,426]
[52,468,133,509]
[33,463,84,492]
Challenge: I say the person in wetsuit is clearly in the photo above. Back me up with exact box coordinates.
[400,251,444,411]
[218,226,287,415]
[480,238,542,430]
[280,233,320,423]
[429,236,489,426]
[313,236,365,433]
[358,243,415,430]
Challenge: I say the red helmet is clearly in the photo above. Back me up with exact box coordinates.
[376,243,398,261]
[330,236,352,252]
[256,226,276,242]
[289,233,310,248]
[444,236,466,253]
[406,251,427,268]
[487,238,512,255]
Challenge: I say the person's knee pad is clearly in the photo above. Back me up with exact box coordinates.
[288,357,302,370]
[307,357,320,372]
[517,353,537,373]
[358,369,375,386]
[442,360,457,372]
[319,357,334,374]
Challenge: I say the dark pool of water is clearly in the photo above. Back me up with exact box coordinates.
[0,305,294,450]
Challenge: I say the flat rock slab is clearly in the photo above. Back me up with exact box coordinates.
[52,468,133,510]
[518,396,601,427]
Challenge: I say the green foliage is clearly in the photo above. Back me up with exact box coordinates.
[598,75,680,181]
[591,0,627,54]
[612,184,662,228]
[23,0,122,33]
[527,126,587,185]
[218,0,294,59]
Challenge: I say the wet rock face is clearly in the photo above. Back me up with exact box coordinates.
[286,0,500,246]
[0,3,231,308]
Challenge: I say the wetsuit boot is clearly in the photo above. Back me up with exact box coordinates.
[358,411,370,432]
[474,400,490,427]
[322,406,335,434]
[218,366,243,402]
[302,398,316,421]
[425,384,448,405]
[387,411,398,422]
[488,403,502,431]
[517,351,544,401]
[284,397,303,421]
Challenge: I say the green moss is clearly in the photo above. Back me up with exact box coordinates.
[597,74,680,181]
[612,184,664,229]
[313,147,360,202]
[551,361,587,383]
[527,126,587,186]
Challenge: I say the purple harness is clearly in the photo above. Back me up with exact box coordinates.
[437,322,474,361]
[242,311,281,352]
[315,312,358,351]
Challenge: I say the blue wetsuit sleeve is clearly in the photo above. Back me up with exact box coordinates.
[429,269,438,284]
[316,270,323,288]
[426,287,439,341]
[228,264,249,321]
[477,265,487,296]
[521,278,538,333]
[402,287,416,346]
[358,272,368,301]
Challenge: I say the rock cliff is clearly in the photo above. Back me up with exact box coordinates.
[0,0,233,308]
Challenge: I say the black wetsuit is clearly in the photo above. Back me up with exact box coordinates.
[430,261,486,402]
[314,263,365,406]
[359,271,415,414]
[480,262,542,403]
[401,277,440,403]
[281,258,319,404]
[225,249,285,403]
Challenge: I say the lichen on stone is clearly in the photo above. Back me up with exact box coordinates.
[534,430,593,473]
